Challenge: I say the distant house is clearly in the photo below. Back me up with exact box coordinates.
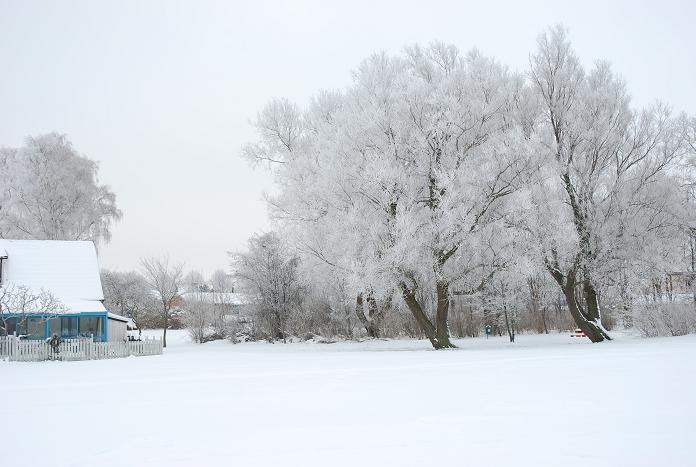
[180,290,252,317]
[0,239,128,341]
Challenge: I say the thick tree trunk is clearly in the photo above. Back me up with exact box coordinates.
[399,281,455,349]
[583,280,601,322]
[434,280,453,347]
[561,280,611,343]
[547,261,611,343]
[555,170,612,342]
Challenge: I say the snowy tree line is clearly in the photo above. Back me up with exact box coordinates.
[227,229,580,343]
[101,263,238,347]
[240,25,696,347]
[2,26,695,348]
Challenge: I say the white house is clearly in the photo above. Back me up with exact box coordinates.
[0,239,128,341]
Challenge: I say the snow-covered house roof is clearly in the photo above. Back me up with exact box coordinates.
[0,239,106,313]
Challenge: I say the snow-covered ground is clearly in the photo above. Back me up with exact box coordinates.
[2,331,695,467]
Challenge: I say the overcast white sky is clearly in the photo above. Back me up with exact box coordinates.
[1,0,694,275]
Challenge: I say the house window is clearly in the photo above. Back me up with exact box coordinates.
[49,318,61,337]
[78,316,103,339]
[61,317,78,338]
[1,317,17,336]
[27,318,44,339]
[18,319,27,336]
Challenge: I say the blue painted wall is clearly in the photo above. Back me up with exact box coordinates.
[3,312,109,342]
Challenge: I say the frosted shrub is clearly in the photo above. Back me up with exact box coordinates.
[183,301,214,343]
[634,303,696,337]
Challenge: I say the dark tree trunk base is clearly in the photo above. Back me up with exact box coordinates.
[563,283,612,343]
[400,281,457,350]
[430,339,457,349]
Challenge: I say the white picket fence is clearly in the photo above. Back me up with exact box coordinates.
[0,336,163,362]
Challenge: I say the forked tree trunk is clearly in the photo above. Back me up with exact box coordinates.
[366,292,384,338]
[547,261,611,343]
[561,279,611,343]
[355,293,381,338]
[399,281,455,349]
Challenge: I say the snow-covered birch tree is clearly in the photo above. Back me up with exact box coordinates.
[0,133,121,246]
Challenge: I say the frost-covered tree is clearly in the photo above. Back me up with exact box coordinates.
[684,116,696,156]
[184,270,208,292]
[525,273,557,334]
[0,133,121,245]
[0,284,66,337]
[527,26,691,342]
[244,44,533,348]
[0,148,14,240]
[210,269,234,294]
[101,270,156,331]
[231,232,302,342]
[140,256,185,348]
[179,269,236,342]
[207,269,235,339]
[182,287,215,343]
[678,116,696,307]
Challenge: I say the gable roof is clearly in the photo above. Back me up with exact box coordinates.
[0,239,106,313]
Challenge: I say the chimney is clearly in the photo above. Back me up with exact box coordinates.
[0,249,7,286]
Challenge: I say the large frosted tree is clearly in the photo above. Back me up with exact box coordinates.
[245,45,533,348]
[527,26,690,342]
[0,133,121,245]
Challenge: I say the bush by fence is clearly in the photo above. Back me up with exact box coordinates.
[0,336,163,362]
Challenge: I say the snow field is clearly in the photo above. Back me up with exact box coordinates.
[2,331,695,467]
